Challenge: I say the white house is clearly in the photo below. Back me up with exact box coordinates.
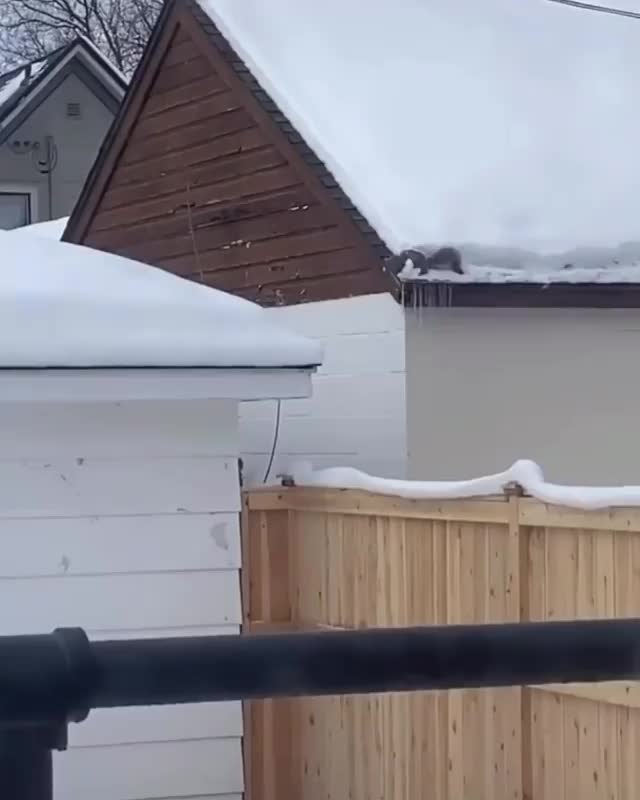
[62,0,640,486]
[0,230,320,799]
[0,37,126,229]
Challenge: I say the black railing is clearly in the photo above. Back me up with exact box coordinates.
[3,618,640,799]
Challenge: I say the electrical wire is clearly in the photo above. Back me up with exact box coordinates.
[263,400,282,484]
[546,0,640,20]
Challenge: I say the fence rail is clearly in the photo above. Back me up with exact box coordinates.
[242,485,640,800]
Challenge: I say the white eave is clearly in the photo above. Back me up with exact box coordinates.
[0,367,315,404]
[0,40,125,134]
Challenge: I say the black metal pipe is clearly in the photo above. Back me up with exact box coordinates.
[0,730,53,800]
[88,618,640,708]
[3,618,639,800]
[2,619,640,727]
[0,628,96,728]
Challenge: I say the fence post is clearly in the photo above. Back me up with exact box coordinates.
[241,492,294,800]
[505,484,533,800]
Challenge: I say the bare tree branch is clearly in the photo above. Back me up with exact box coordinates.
[0,0,162,74]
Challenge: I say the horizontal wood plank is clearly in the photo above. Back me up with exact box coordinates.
[151,54,214,93]
[232,266,387,305]
[160,36,207,68]
[119,202,327,263]
[111,128,268,188]
[119,109,254,167]
[245,487,510,522]
[0,399,238,458]
[87,185,314,248]
[54,737,243,799]
[2,570,241,633]
[532,681,640,709]
[93,165,300,231]
[519,497,640,531]
[194,247,369,295]
[247,620,349,633]
[102,146,286,212]
[69,701,242,748]
[0,513,240,577]
[0,456,240,517]
[142,73,229,118]
[134,89,241,140]
[89,624,240,640]
[160,225,347,275]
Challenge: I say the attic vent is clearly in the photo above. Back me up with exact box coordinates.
[66,102,82,119]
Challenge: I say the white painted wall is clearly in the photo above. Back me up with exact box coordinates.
[0,400,243,800]
[406,308,640,485]
[239,293,407,483]
[0,72,115,223]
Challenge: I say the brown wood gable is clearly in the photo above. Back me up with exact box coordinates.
[64,0,392,306]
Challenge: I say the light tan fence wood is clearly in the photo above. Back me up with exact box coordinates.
[242,487,640,800]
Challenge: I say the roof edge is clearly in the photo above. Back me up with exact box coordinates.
[0,37,127,133]
[63,0,180,244]
[399,280,640,309]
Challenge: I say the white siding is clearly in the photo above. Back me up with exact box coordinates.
[406,308,640,484]
[0,399,243,800]
[240,293,407,482]
[0,72,116,222]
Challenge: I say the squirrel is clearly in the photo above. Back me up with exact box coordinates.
[386,246,463,278]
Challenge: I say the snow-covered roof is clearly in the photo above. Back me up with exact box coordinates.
[0,232,322,369]
[9,217,68,240]
[199,0,640,282]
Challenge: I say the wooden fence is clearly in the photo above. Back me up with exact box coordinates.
[241,486,640,800]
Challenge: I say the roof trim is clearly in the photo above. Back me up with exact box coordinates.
[0,366,315,404]
[399,280,640,309]
[0,39,126,140]
[63,0,183,244]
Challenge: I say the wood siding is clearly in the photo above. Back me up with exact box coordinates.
[0,399,244,800]
[77,7,387,306]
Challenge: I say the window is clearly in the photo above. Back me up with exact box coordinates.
[0,191,32,230]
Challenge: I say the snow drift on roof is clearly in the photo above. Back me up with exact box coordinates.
[0,57,48,115]
[200,0,640,273]
[9,217,68,240]
[398,241,640,284]
[0,232,322,369]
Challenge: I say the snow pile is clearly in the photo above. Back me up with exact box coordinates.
[0,71,26,107]
[0,232,323,369]
[201,0,640,277]
[291,459,640,511]
[9,217,68,240]
[0,58,48,109]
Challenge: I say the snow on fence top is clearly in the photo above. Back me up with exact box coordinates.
[201,0,640,280]
[0,232,323,369]
[291,459,640,511]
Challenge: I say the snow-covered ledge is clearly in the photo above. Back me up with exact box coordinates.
[291,459,640,511]
[0,231,322,403]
